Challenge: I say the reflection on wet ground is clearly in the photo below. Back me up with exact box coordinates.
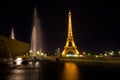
[0,61,120,80]
[61,62,80,80]
[0,61,40,80]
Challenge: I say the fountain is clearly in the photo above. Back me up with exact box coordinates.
[30,8,42,58]
[7,27,15,65]
[10,27,15,40]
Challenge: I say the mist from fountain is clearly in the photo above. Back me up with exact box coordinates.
[30,8,42,57]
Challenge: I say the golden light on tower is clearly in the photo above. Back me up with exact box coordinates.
[61,10,80,57]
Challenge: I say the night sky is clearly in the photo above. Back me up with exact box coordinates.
[0,0,120,54]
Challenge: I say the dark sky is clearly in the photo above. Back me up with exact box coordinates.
[0,0,120,53]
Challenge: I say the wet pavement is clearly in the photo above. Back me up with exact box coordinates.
[0,60,120,80]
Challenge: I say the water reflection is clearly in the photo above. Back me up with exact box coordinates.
[6,63,40,80]
[6,70,25,80]
[61,62,81,80]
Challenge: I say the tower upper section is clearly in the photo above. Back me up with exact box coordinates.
[68,10,73,38]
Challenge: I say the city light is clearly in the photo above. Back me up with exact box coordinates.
[15,57,23,65]
[29,50,32,53]
[87,53,91,56]
[37,51,40,54]
[79,55,84,57]
[96,55,98,58]
[41,52,44,56]
[35,61,39,66]
[66,54,79,57]
[104,54,107,56]
[83,51,86,55]
[119,51,120,54]
[109,51,114,56]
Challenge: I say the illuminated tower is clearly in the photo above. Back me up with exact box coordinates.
[62,10,80,57]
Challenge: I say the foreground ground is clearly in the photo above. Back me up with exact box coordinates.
[0,59,120,80]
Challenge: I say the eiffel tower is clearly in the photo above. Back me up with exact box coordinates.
[62,10,80,57]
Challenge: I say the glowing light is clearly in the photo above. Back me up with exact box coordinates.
[29,50,32,53]
[37,51,40,54]
[96,55,98,58]
[104,54,107,56]
[119,51,120,54]
[74,55,79,57]
[109,51,114,55]
[35,61,39,66]
[15,57,22,65]
[96,54,103,57]
[83,51,86,55]
[66,55,69,57]
[55,53,57,55]
[41,52,44,56]
[44,54,47,57]
[29,61,32,65]
[79,55,83,57]
[17,58,22,60]
[66,54,79,57]
[87,53,91,56]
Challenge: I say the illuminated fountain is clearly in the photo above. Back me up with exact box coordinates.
[30,8,42,57]
[7,27,15,65]
[10,27,15,39]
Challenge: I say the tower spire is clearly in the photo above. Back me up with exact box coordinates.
[68,10,73,37]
